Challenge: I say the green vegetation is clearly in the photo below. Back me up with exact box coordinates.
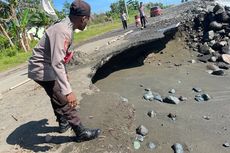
[75,21,121,43]
[0,51,31,72]
[75,20,126,44]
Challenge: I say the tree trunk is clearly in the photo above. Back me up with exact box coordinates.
[0,23,15,47]
[22,29,30,51]
[20,38,27,52]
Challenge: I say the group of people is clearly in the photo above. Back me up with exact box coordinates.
[120,1,147,30]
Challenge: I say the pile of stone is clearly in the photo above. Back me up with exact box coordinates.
[182,3,230,71]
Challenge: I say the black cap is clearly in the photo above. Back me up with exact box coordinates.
[70,0,91,16]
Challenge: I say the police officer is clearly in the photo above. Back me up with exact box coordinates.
[28,0,101,142]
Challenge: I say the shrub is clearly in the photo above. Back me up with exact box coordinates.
[0,35,10,50]
[3,47,18,57]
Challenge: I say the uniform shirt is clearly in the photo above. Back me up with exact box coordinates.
[28,17,74,95]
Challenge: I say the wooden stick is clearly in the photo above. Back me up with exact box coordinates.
[9,79,31,91]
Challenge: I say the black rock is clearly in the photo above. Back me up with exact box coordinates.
[212,69,224,76]
[199,44,210,55]
[193,87,202,93]
[163,96,180,104]
[168,113,177,121]
[218,29,226,35]
[209,21,223,31]
[202,94,211,101]
[212,41,226,51]
[217,62,230,70]
[225,6,230,12]
[222,45,230,54]
[215,12,230,23]
[213,4,224,14]
[197,54,212,63]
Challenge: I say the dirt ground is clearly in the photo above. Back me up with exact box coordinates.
[1,33,230,153]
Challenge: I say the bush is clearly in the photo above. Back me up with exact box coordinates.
[0,35,10,50]
[1,47,18,57]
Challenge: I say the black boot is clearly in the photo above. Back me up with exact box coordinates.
[72,123,101,142]
[58,117,71,133]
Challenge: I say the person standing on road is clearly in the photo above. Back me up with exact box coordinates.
[139,2,146,29]
[28,0,101,142]
[120,11,128,30]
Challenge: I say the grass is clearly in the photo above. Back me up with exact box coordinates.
[74,20,122,44]
[73,14,136,44]
[0,52,31,72]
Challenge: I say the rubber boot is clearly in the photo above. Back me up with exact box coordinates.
[72,123,101,142]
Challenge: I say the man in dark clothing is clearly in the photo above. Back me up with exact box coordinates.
[28,0,101,142]
[139,2,146,29]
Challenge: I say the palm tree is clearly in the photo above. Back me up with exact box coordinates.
[29,11,52,39]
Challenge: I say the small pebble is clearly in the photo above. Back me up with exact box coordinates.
[172,143,184,153]
[88,116,94,119]
[164,96,180,104]
[154,94,163,102]
[203,116,210,120]
[190,59,196,63]
[195,94,204,102]
[136,134,145,142]
[168,113,177,121]
[145,88,151,91]
[202,94,211,101]
[143,91,154,101]
[169,89,176,94]
[179,96,187,101]
[136,125,148,136]
[193,87,202,93]
[212,70,224,76]
[133,140,141,150]
[148,142,156,150]
[121,97,128,103]
[147,110,156,118]
[223,142,230,147]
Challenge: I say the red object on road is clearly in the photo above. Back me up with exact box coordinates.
[150,6,162,17]
[135,15,141,27]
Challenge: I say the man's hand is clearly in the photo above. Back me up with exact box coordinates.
[66,92,78,108]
